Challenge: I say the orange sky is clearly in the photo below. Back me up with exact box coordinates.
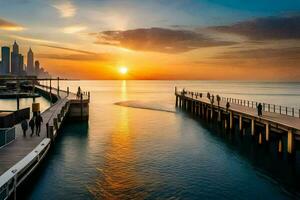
[0,0,299,80]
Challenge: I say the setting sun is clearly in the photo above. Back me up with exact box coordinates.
[119,67,128,75]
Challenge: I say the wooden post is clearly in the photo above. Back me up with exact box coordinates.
[287,129,294,154]
[273,105,276,112]
[286,107,288,115]
[279,106,281,114]
[292,108,294,117]
[49,78,52,102]
[67,87,69,96]
[265,122,269,142]
[268,104,270,112]
[251,119,255,136]
[259,133,262,144]
[217,110,221,122]
[46,123,49,138]
[229,111,233,129]
[57,77,60,97]
[239,115,243,131]
[278,139,283,153]
[16,95,20,110]
[176,96,178,107]
[80,93,83,121]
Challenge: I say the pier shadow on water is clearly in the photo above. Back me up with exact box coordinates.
[186,111,300,198]
[17,121,91,200]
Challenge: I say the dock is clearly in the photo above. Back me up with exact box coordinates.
[0,81,90,200]
[175,87,300,157]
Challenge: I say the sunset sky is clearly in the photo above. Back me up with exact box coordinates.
[0,0,299,80]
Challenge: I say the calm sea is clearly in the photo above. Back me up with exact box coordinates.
[3,80,300,199]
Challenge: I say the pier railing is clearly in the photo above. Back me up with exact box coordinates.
[175,88,300,118]
[0,127,16,149]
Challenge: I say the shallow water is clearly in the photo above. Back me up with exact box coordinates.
[16,81,300,199]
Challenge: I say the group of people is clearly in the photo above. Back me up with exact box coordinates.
[21,112,43,137]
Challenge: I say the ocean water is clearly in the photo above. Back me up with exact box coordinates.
[14,81,300,199]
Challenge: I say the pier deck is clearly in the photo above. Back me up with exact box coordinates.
[0,88,69,175]
[181,93,300,132]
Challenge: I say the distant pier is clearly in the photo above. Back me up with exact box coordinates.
[0,79,90,200]
[175,87,300,157]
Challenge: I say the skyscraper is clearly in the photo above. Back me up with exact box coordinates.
[35,60,40,76]
[11,41,20,75]
[19,54,24,75]
[27,48,34,75]
[1,46,10,74]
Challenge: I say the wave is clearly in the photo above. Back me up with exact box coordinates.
[115,100,176,113]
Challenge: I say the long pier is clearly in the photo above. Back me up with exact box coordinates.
[0,82,89,200]
[175,87,300,157]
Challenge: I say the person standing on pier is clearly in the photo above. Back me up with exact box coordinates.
[216,95,221,107]
[77,86,81,99]
[21,119,28,137]
[257,103,263,116]
[29,117,35,136]
[207,92,211,100]
[226,102,230,112]
[35,112,43,136]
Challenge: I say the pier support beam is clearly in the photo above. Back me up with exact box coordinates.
[239,115,243,131]
[229,111,233,129]
[217,110,221,122]
[287,129,294,155]
[265,122,270,142]
[251,119,255,136]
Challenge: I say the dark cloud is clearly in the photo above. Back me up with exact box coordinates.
[212,15,300,40]
[0,18,23,30]
[92,27,236,53]
[214,47,300,60]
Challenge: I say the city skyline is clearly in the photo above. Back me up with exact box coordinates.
[0,40,50,78]
[0,0,299,80]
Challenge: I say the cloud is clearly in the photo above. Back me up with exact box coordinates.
[37,44,114,61]
[52,0,76,18]
[63,25,87,34]
[213,47,300,61]
[40,44,96,55]
[8,35,58,44]
[92,27,236,53]
[0,18,24,31]
[211,15,300,40]
[36,53,111,61]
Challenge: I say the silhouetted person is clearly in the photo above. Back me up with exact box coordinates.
[29,117,35,136]
[207,92,211,100]
[226,102,230,112]
[77,86,81,98]
[21,119,28,137]
[211,95,214,105]
[35,113,43,136]
[257,103,263,116]
[216,95,221,107]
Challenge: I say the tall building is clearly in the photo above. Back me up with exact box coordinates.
[11,41,20,75]
[27,48,34,75]
[1,46,10,74]
[35,60,40,76]
[19,54,24,75]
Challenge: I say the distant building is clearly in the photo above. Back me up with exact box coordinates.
[1,46,10,74]
[19,54,24,75]
[11,41,20,75]
[27,48,34,75]
[35,60,40,75]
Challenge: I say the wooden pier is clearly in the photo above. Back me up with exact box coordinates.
[175,87,300,157]
[0,82,89,200]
